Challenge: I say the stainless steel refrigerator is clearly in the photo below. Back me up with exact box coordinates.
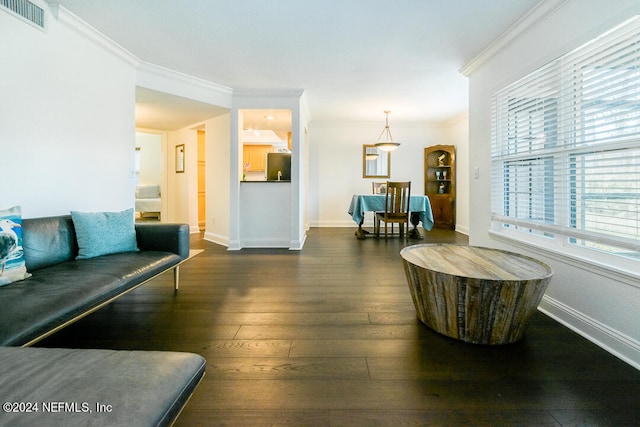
[266,153,291,181]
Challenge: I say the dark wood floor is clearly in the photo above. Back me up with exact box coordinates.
[38,228,640,426]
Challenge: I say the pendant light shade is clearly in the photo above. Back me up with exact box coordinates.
[374,110,400,152]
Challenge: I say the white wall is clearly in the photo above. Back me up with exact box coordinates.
[443,113,469,235]
[308,120,468,230]
[239,182,291,247]
[166,127,198,228]
[204,114,231,246]
[135,132,163,187]
[1,2,137,217]
[467,0,640,368]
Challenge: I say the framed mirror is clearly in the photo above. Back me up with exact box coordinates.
[362,144,390,178]
[175,144,185,173]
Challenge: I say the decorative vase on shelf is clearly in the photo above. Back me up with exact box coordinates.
[439,182,445,194]
[436,170,441,180]
[443,170,448,180]
[243,162,250,181]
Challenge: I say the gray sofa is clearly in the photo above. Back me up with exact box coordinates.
[0,215,190,347]
[0,347,205,427]
[0,215,205,426]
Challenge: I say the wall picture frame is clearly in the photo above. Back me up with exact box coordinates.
[175,144,185,173]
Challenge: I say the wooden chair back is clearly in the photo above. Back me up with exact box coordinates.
[375,181,411,239]
[372,182,387,194]
[383,181,411,216]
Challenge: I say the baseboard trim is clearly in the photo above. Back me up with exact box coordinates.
[203,231,228,247]
[455,224,469,235]
[539,295,640,370]
[308,220,357,228]
[240,237,291,248]
[289,233,307,251]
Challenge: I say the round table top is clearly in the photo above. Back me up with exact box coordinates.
[400,244,553,281]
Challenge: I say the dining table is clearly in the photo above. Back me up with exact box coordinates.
[348,194,434,239]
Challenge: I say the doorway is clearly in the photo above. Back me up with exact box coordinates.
[135,132,163,221]
[197,129,206,230]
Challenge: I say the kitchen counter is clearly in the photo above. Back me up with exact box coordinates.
[239,181,292,248]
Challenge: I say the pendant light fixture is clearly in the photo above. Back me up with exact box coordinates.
[374,110,400,152]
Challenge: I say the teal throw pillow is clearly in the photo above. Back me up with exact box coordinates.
[0,205,31,286]
[71,208,139,260]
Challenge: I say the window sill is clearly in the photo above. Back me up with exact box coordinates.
[488,229,640,290]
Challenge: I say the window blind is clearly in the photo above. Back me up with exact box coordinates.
[491,16,640,259]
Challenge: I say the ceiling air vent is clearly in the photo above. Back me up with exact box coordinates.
[1,0,45,30]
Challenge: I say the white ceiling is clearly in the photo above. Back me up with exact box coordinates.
[55,0,540,129]
[135,87,228,130]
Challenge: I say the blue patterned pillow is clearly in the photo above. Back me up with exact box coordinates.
[0,206,31,286]
[70,208,139,259]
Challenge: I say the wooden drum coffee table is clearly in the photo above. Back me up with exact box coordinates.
[401,244,553,345]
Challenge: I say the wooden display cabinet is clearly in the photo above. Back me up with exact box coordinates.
[424,145,455,229]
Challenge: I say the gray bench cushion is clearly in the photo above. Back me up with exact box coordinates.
[0,347,205,426]
[0,251,181,346]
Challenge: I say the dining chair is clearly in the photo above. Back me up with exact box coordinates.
[372,181,392,233]
[375,181,411,239]
[372,182,387,194]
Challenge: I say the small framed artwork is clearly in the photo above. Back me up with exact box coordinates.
[175,144,185,173]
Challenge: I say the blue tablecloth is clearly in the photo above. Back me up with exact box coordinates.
[348,194,434,230]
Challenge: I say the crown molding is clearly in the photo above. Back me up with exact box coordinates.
[460,0,569,77]
[442,111,469,127]
[136,61,232,108]
[137,62,233,95]
[48,3,140,67]
[233,88,306,99]
[47,2,232,107]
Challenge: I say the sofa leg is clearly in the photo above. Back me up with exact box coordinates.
[174,266,180,290]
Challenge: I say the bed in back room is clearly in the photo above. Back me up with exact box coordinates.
[135,184,161,220]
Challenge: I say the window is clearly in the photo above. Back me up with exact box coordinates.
[491,16,640,261]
